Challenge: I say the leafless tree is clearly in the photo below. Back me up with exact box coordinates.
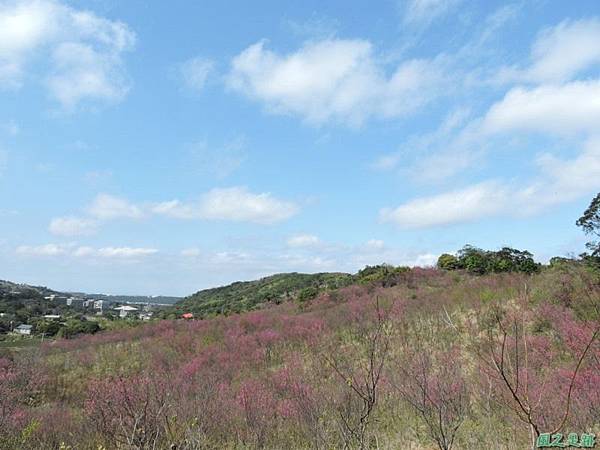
[324,298,392,449]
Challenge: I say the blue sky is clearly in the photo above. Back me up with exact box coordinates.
[1,0,600,295]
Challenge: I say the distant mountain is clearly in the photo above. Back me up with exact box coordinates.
[172,272,354,317]
[0,280,180,305]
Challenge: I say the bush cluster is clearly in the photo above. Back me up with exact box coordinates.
[437,245,540,274]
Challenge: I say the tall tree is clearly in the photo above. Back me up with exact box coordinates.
[576,193,600,256]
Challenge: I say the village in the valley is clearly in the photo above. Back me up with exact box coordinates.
[0,280,178,341]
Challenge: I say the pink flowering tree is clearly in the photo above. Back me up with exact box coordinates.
[0,358,20,437]
[476,297,600,450]
[387,314,470,450]
[86,374,172,449]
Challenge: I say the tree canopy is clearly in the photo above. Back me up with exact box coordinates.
[437,245,540,275]
[576,192,600,257]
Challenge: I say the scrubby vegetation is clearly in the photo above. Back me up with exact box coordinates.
[2,261,600,449]
[169,265,417,319]
[169,272,354,317]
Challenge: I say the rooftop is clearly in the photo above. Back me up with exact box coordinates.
[114,305,138,311]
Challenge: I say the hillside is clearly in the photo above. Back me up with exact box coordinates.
[0,280,62,299]
[0,281,68,332]
[172,271,354,316]
[170,249,543,319]
[2,263,600,449]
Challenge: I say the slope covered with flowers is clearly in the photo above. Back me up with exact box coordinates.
[1,265,600,449]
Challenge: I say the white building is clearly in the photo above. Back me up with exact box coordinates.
[139,312,153,321]
[114,305,138,318]
[43,314,61,320]
[15,324,32,335]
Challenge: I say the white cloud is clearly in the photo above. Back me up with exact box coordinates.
[371,152,404,171]
[87,193,143,220]
[81,246,157,259]
[72,246,94,257]
[150,199,196,219]
[498,18,600,84]
[96,247,157,258]
[227,39,445,125]
[483,80,600,136]
[0,0,135,107]
[61,187,298,232]
[413,253,438,266]
[181,247,201,257]
[411,144,482,184]
[535,136,600,204]
[365,239,385,250]
[16,243,157,259]
[374,16,600,189]
[49,216,98,236]
[178,56,214,92]
[16,243,68,256]
[403,0,464,26]
[194,187,299,224]
[371,107,479,182]
[214,251,250,263]
[187,137,246,178]
[380,181,507,228]
[279,239,437,273]
[139,187,299,224]
[0,0,56,86]
[287,234,320,248]
[46,41,130,109]
[381,136,600,228]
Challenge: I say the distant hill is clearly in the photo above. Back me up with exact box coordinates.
[84,293,181,305]
[172,272,354,317]
[0,280,62,299]
[0,279,180,305]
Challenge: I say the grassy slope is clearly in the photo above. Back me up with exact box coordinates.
[3,265,600,449]
[172,272,354,316]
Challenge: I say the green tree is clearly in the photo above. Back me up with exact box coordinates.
[33,320,61,337]
[457,245,489,274]
[355,264,409,285]
[489,247,539,274]
[437,253,459,270]
[297,286,318,305]
[576,192,600,257]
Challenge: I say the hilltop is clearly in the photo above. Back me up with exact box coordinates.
[0,280,62,298]
[171,271,354,317]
